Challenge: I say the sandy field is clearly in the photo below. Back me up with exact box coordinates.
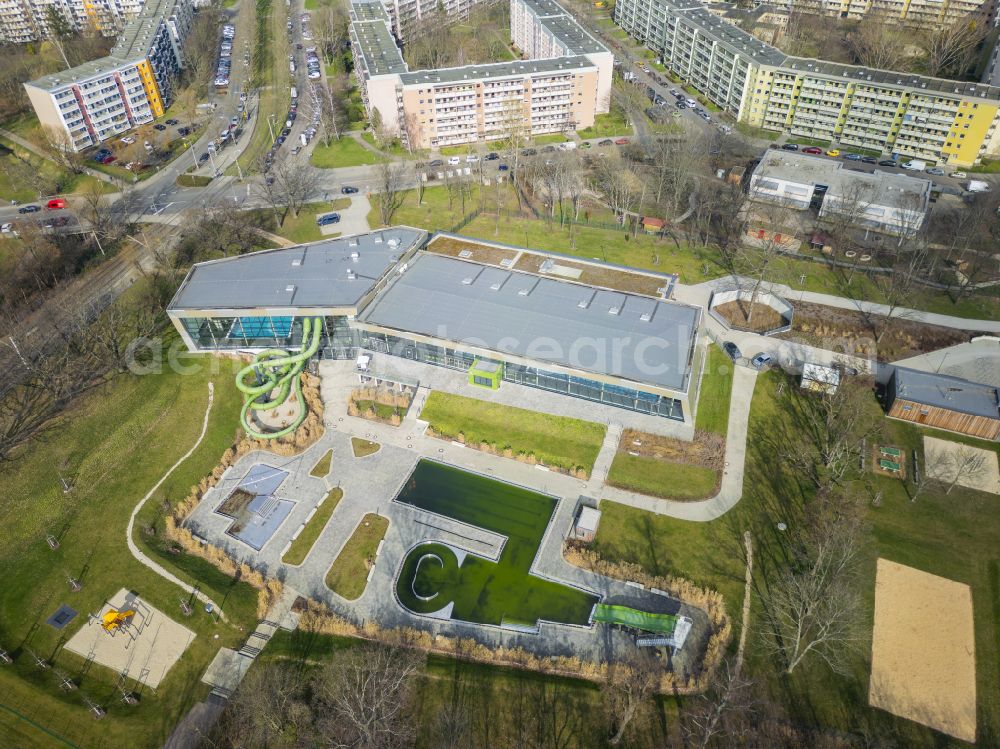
[64,588,195,689]
[924,436,1000,495]
[869,559,976,742]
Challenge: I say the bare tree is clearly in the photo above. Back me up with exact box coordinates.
[734,201,795,325]
[317,80,347,147]
[593,152,641,228]
[494,96,529,209]
[925,443,988,495]
[757,494,865,675]
[681,659,756,749]
[602,650,660,746]
[373,160,407,226]
[214,662,309,749]
[39,125,85,175]
[922,14,988,78]
[313,2,349,66]
[311,643,422,749]
[253,157,319,224]
[846,21,906,69]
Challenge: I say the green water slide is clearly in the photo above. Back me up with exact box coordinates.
[592,604,678,635]
[235,317,323,440]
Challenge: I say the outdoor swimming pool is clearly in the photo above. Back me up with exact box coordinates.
[394,461,597,627]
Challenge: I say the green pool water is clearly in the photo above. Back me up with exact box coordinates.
[394,461,598,627]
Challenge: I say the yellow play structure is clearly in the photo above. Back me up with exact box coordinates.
[101,608,136,633]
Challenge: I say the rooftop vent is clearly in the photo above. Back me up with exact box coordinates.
[458,249,472,258]
[373,234,383,243]
[349,238,358,246]
[639,312,651,322]
[292,258,302,266]
[346,269,356,280]
[518,288,530,296]
[387,237,399,247]
[608,305,620,315]
[285,284,296,293]
[499,257,514,267]
[350,250,360,261]
[490,282,502,290]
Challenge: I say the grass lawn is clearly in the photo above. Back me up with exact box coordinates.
[606,453,719,499]
[532,132,570,145]
[577,108,631,139]
[310,136,381,168]
[249,200,350,243]
[695,343,734,437]
[351,437,381,457]
[360,132,417,158]
[0,138,115,201]
[282,488,342,565]
[325,513,389,599]
[0,326,259,748]
[420,391,606,473]
[395,461,598,625]
[594,368,1000,745]
[968,158,1000,173]
[735,122,780,141]
[310,449,333,477]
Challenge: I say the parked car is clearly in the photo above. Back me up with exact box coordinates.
[861,156,878,164]
[485,152,499,161]
[926,167,945,176]
[153,123,167,131]
[802,146,823,155]
[614,137,630,145]
[950,171,967,179]
[466,154,480,162]
[177,127,191,136]
[598,139,613,146]
[165,118,179,125]
[100,155,117,164]
[119,135,136,145]
[341,186,359,194]
[498,164,509,171]
[447,156,461,165]
[751,353,773,370]
[843,153,862,161]
[825,149,841,157]
[46,198,66,210]
[878,159,897,167]
[316,213,340,226]
[1,223,15,233]
[17,204,40,214]
[780,143,799,151]
[723,341,741,361]
[199,153,210,163]
[429,159,444,167]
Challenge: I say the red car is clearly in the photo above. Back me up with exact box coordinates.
[802,146,823,155]
[46,198,66,210]
[614,137,630,145]
[100,155,117,164]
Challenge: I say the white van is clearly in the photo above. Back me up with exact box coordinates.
[560,141,577,150]
[290,86,298,99]
[902,160,926,171]
[967,179,991,193]
[685,98,697,108]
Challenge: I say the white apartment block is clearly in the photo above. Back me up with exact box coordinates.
[23,0,192,152]
[350,0,611,149]
[382,0,482,38]
[0,0,146,43]
[614,0,1000,166]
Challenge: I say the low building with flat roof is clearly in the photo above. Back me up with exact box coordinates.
[168,228,702,423]
[886,367,1000,441]
[749,150,931,235]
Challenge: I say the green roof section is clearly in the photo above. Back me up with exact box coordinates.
[592,603,678,634]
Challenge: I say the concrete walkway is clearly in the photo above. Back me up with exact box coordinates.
[603,366,757,520]
[125,383,228,619]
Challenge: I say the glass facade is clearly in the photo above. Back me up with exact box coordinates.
[176,316,685,420]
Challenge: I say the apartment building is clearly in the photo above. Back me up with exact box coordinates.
[23,0,191,152]
[614,0,1000,166]
[0,0,146,43]
[381,0,483,38]
[759,0,995,29]
[350,0,611,149]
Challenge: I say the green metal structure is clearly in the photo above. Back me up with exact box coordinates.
[468,359,503,390]
[592,604,678,635]
[234,317,323,440]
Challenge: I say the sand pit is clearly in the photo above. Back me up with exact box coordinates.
[64,588,195,689]
[924,436,1000,495]
[869,559,976,742]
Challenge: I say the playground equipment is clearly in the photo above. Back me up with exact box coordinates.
[592,604,678,635]
[101,608,136,633]
[235,317,323,440]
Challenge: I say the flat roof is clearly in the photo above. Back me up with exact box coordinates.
[28,0,180,90]
[676,5,788,67]
[519,0,607,55]
[350,0,407,77]
[892,367,1000,420]
[167,229,426,312]
[400,55,595,85]
[753,150,931,205]
[359,252,699,392]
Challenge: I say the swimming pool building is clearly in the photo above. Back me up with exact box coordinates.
[167,228,702,422]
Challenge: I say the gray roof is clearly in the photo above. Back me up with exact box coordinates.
[892,367,1000,420]
[400,55,595,85]
[675,6,787,67]
[168,229,426,312]
[359,253,699,392]
[350,0,407,78]
[753,150,931,206]
[27,0,179,91]
[519,0,608,55]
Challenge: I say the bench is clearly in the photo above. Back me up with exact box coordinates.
[879,459,901,472]
[880,446,902,458]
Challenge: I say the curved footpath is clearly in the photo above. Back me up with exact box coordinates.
[125,382,228,620]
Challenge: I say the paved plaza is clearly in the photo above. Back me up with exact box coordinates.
[181,359,728,672]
